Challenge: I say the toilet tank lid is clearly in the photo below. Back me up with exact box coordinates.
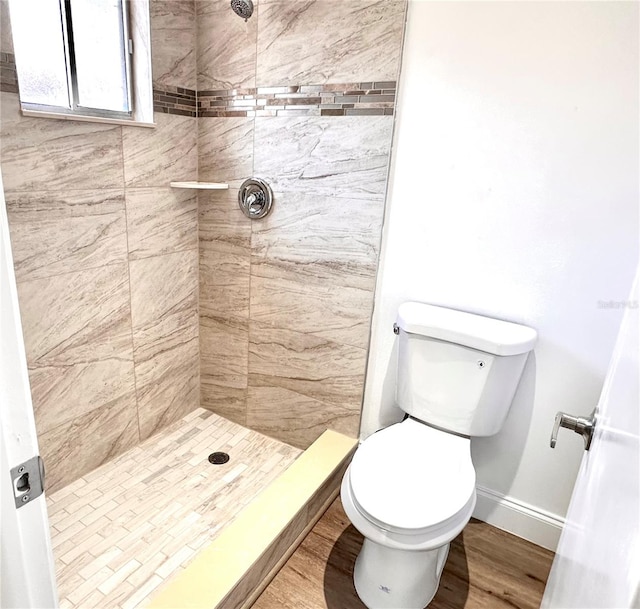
[396,302,537,356]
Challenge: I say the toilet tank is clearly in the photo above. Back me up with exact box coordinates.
[395,302,537,437]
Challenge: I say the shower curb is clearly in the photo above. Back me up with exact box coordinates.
[146,429,357,609]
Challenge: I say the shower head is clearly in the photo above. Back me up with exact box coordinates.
[230,0,254,21]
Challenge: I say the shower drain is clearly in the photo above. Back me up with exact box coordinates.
[208,452,230,465]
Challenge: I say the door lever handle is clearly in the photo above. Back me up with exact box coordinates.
[550,410,596,451]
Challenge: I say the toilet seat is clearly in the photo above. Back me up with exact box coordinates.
[349,418,476,534]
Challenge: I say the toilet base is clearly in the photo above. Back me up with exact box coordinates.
[353,538,450,609]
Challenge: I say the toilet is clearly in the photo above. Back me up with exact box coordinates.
[341,302,537,609]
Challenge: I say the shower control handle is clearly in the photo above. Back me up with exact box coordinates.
[550,409,596,450]
[246,192,262,212]
[238,178,273,219]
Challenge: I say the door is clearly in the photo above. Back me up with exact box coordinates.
[541,267,639,608]
[0,172,58,608]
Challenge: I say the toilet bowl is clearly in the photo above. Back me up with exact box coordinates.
[341,417,477,609]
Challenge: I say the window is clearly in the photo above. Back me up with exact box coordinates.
[8,0,153,126]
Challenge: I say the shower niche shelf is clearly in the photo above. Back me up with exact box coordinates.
[170,181,229,190]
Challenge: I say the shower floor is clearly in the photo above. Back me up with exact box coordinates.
[46,408,301,609]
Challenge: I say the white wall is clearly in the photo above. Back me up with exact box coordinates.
[363,0,639,549]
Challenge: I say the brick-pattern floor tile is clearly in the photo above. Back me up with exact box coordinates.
[47,409,301,608]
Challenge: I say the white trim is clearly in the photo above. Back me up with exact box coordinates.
[0,171,58,607]
[473,486,564,552]
[20,108,155,128]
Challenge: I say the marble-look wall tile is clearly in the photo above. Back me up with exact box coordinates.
[248,189,382,351]
[197,0,257,90]
[131,0,153,123]
[250,190,383,291]
[151,0,195,32]
[122,113,197,187]
[201,317,248,381]
[0,93,123,191]
[18,264,133,367]
[130,249,198,361]
[1,0,405,484]
[198,118,254,188]
[29,358,136,436]
[0,0,13,53]
[200,245,251,320]
[200,317,248,427]
[200,188,250,323]
[16,263,137,469]
[199,189,250,255]
[39,398,139,493]
[6,190,127,282]
[199,189,251,426]
[249,322,366,409]
[246,384,360,449]
[1,0,205,489]
[126,187,197,259]
[129,249,199,439]
[133,338,199,441]
[201,385,247,427]
[150,0,196,90]
[256,0,406,86]
[253,116,393,201]
[249,263,375,350]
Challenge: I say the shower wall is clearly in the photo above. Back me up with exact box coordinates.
[0,0,407,491]
[196,0,407,447]
[0,1,200,491]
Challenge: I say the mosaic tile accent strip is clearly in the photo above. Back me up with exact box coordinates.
[0,52,18,94]
[198,82,397,118]
[153,85,197,117]
[47,408,301,609]
[5,73,394,119]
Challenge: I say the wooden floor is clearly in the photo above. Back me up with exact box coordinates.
[254,499,554,609]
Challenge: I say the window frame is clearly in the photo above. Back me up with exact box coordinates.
[9,0,154,128]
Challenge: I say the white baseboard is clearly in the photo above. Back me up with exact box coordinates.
[473,486,564,552]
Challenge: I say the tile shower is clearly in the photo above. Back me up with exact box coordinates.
[49,409,300,609]
[1,0,406,605]
[197,0,405,448]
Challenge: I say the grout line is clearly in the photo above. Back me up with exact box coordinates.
[193,0,200,119]
[195,192,202,413]
[120,99,142,442]
[121,180,143,444]
[194,0,201,410]
[193,0,203,413]
[253,0,260,100]
[242,0,260,430]
[243,238,252,429]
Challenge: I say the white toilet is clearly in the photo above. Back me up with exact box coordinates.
[341,302,537,609]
